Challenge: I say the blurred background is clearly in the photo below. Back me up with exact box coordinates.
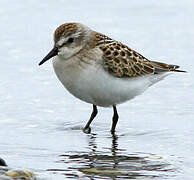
[0,0,193,179]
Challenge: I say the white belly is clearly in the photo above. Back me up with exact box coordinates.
[53,56,167,107]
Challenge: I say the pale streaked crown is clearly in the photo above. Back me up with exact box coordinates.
[54,23,78,43]
[54,23,94,47]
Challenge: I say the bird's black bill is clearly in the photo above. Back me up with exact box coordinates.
[39,47,58,66]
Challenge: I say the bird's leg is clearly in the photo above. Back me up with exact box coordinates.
[83,105,98,133]
[111,105,119,133]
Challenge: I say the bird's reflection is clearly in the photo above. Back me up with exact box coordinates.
[111,133,118,156]
[87,133,97,154]
[111,133,119,168]
[87,132,119,155]
[57,132,174,179]
[87,133,97,169]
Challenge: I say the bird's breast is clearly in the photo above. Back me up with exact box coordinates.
[52,55,157,107]
[52,55,101,104]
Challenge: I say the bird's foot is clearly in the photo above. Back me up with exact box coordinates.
[83,126,91,134]
[111,129,116,135]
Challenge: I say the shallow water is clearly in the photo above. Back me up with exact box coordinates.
[0,0,193,179]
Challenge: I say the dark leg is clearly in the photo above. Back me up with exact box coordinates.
[83,105,98,133]
[111,105,119,133]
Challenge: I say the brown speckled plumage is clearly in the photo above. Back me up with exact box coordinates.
[94,33,114,46]
[92,32,184,78]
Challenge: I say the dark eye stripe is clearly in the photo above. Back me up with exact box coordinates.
[58,38,74,48]
[67,38,74,43]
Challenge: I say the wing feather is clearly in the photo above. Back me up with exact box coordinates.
[99,42,155,78]
[98,41,185,78]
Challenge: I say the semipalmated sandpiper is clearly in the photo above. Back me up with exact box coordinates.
[39,23,186,133]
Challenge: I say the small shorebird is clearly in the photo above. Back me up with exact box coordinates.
[39,23,185,133]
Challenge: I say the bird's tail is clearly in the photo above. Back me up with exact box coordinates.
[150,61,187,73]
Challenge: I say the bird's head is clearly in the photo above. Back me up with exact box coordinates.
[39,23,93,65]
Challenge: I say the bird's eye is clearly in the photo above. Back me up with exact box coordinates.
[67,38,74,43]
